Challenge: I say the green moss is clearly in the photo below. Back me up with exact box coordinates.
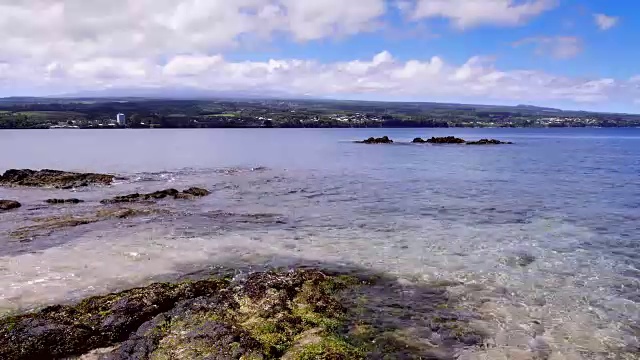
[288,335,365,360]
[242,317,293,355]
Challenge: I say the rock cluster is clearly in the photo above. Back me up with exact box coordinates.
[466,138,513,145]
[0,169,114,189]
[356,136,394,144]
[45,198,85,205]
[0,200,21,211]
[412,136,513,145]
[101,187,211,204]
[425,136,466,144]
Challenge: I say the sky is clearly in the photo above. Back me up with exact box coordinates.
[0,0,638,112]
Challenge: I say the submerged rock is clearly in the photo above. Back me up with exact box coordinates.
[466,139,513,145]
[182,187,211,197]
[0,269,485,360]
[9,207,167,240]
[0,200,21,211]
[356,136,394,144]
[45,198,84,205]
[0,169,114,189]
[101,188,209,204]
[503,252,537,268]
[425,136,466,144]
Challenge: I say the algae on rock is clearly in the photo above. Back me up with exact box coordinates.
[0,269,486,360]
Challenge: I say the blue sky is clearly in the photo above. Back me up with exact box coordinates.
[0,0,638,112]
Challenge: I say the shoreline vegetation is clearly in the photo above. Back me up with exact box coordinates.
[1,98,639,129]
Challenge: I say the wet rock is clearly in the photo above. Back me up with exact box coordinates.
[9,208,168,240]
[0,269,486,360]
[356,136,393,144]
[466,139,513,145]
[45,198,85,205]
[426,136,466,144]
[412,137,427,143]
[0,200,21,211]
[0,169,114,189]
[182,187,211,197]
[514,253,536,267]
[101,188,209,204]
[173,192,196,200]
[0,279,227,359]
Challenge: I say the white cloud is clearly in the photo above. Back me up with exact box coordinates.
[163,55,224,76]
[1,52,638,108]
[594,13,619,30]
[0,1,636,109]
[513,36,582,59]
[0,0,387,62]
[405,0,557,28]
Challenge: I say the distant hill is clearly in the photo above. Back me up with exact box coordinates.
[515,104,562,112]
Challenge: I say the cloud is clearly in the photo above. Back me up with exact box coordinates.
[404,0,557,28]
[0,1,636,109]
[2,51,638,108]
[0,0,387,62]
[512,36,582,59]
[594,13,619,30]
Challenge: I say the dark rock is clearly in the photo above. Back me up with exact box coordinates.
[0,279,226,360]
[101,189,177,204]
[174,193,196,200]
[466,139,513,145]
[503,252,536,268]
[357,136,393,144]
[145,189,179,200]
[0,269,487,360]
[412,138,427,143]
[182,187,211,197]
[45,199,84,205]
[514,253,536,267]
[0,169,114,189]
[425,136,466,144]
[0,200,21,211]
[10,208,169,240]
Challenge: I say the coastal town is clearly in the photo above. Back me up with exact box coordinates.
[1,98,639,129]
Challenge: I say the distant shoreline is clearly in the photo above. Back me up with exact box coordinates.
[2,125,639,130]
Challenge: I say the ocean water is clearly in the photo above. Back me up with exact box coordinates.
[0,128,639,358]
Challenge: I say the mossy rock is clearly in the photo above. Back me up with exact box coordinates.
[0,269,486,359]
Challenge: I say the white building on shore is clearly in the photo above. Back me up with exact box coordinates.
[116,113,126,126]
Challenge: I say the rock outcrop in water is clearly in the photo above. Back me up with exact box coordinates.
[183,187,212,197]
[466,139,513,145]
[101,187,210,204]
[412,137,513,145]
[0,200,21,211]
[45,198,85,205]
[0,169,114,189]
[356,136,393,144]
[425,136,466,144]
[9,207,168,240]
[0,269,483,360]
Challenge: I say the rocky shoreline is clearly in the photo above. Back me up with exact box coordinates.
[0,268,484,360]
[0,169,213,239]
[0,169,115,189]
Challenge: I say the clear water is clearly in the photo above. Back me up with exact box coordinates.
[0,128,639,358]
